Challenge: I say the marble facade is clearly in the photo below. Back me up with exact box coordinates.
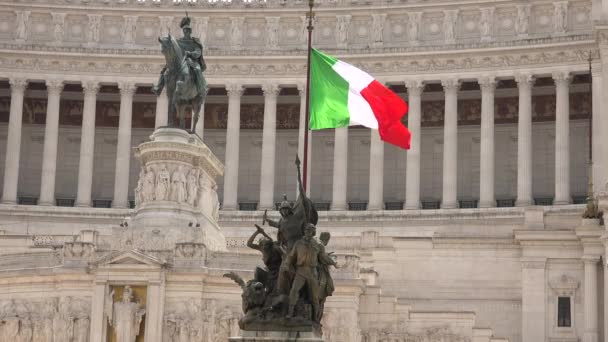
[0,0,607,341]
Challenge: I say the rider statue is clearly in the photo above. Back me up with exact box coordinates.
[154,16,206,96]
[153,15,207,129]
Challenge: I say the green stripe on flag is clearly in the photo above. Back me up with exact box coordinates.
[309,49,350,129]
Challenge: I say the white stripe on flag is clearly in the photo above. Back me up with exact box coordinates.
[333,60,379,128]
[332,61,375,92]
[348,92,378,128]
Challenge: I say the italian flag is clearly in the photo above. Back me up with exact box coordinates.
[309,48,411,149]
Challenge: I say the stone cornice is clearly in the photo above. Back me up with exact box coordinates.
[0,40,596,81]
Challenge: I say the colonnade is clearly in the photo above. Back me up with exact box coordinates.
[0,70,594,209]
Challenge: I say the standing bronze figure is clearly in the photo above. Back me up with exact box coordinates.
[153,15,207,131]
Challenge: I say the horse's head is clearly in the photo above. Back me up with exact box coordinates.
[158,34,183,66]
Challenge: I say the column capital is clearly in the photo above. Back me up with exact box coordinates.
[405,79,424,95]
[82,81,100,95]
[261,82,280,97]
[9,78,28,92]
[118,81,137,96]
[582,255,601,263]
[226,83,244,97]
[441,78,461,91]
[46,79,64,95]
[515,73,535,87]
[296,81,307,95]
[478,76,496,90]
[552,71,572,84]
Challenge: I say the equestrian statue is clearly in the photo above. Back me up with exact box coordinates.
[153,15,207,132]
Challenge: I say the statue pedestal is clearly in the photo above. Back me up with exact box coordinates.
[131,128,226,251]
[229,330,323,342]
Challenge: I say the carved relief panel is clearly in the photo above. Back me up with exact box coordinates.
[313,16,336,48]
[0,11,14,40]
[101,16,125,44]
[136,17,161,46]
[207,18,230,49]
[494,7,517,38]
[421,12,444,43]
[29,12,53,43]
[0,297,91,342]
[457,9,481,40]
[64,14,88,43]
[349,15,372,48]
[385,14,408,45]
[530,4,555,35]
[242,17,264,48]
[278,17,302,47]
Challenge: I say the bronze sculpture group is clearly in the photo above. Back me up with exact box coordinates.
[154,14,336,333]
[225,158,338,332]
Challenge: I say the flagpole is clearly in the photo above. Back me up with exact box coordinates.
[302,0,314,193]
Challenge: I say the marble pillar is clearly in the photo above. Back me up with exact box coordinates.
[259,83,279,209]
[1,78,27,204]
[331,126,348,210]
[75,81,99,207]
[441,78,460,209]
[112,82,136,208]
[583,256,599,342]
[405,80,423,210]
[89,281,107,342]
[223,84,244,210]
[368,129,384,210]
[154,89,168,129]
[553,71,571,204]
[38,79,64,206]
[521,257,546,342]
[516,74,534,207]
[479,76,496,208]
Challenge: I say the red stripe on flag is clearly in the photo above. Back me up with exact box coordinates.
[360,80,411,149]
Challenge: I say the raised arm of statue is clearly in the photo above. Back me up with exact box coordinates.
[246,229,261,251]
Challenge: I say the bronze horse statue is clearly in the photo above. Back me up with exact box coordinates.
[156,34,206,131]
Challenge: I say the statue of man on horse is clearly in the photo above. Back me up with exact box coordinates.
[153,15,207,132]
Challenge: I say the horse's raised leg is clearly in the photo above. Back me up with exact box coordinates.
[191,96,202,136]
[167,95,175,127]
[177,103,186,129]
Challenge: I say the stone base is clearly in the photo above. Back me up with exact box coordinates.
[229,330,323,342]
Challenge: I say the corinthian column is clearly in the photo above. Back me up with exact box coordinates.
[331,126,348,210]
[38,79,64,206]
[553,71,571,204]
[75,81,99,207]
[112,82,136,208]
[1,78,27,204]
[297,82,311,196]
[405,80,423,209]
[259,83,279,210]
[441,78,460,209]
[479,76,496,208]
[368,129,384,210]
[515,74,534,207]
[222,83,244,210]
